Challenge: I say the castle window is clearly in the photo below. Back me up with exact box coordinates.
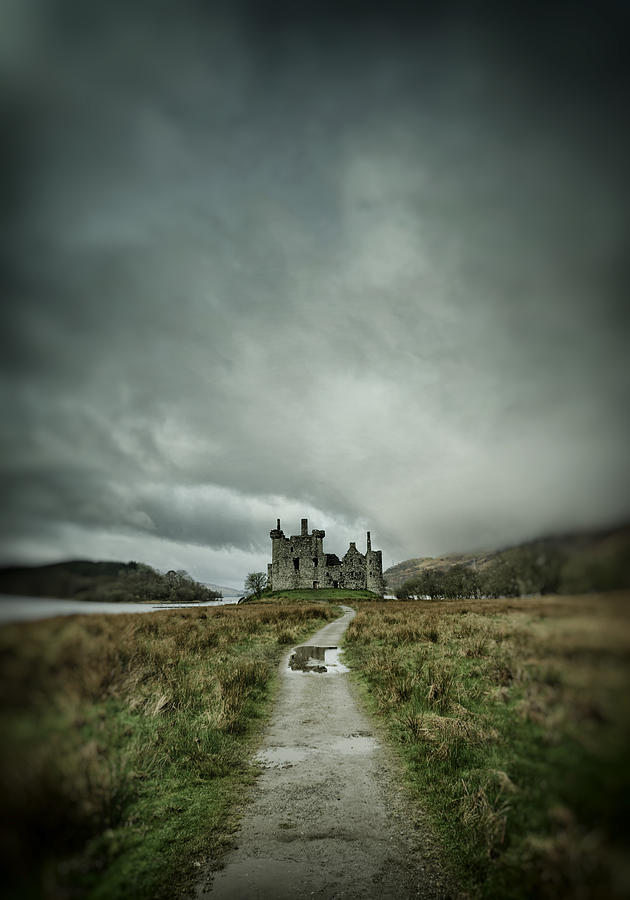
[293,558,299,571]
[333,580,339,588]
[313,557,318,567]
[313,581,319,589]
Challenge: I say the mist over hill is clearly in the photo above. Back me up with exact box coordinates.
[204,582,241,598]
[385,523,630,597]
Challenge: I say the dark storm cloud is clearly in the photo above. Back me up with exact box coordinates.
[1,0,629,582]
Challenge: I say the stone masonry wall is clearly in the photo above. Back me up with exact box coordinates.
[366,549,385,596]
[341,543,367,590]
[268,518,384,595]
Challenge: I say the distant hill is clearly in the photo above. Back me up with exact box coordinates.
[0,560,222,603]
[386,549,496,591]
[385,524,630,597]
[204,582,241,598]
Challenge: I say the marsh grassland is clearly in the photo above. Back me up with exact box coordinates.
[344,593,630,899]
[0,602,337,899]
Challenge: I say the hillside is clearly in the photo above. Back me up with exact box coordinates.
[385,523,630,596]
[386,549,496,590]
[204,582,241,597]
[0,560,222,603]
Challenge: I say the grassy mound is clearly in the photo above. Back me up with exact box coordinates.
[253,588,381,603]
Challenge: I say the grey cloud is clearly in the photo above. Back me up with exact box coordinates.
[1,1,629,581]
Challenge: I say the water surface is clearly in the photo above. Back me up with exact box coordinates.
[0,594,239,625]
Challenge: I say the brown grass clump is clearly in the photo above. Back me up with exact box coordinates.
[424,661,458,711]
[346,592,630,899]
[399,711,499,760]
[459,777,511,858]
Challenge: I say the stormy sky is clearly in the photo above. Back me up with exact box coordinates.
[1,0,629,587]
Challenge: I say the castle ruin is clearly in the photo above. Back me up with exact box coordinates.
[267,518,385,596]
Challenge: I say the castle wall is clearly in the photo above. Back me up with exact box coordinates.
[320,560,341,590]
[341,543,367,590]
[268,519,384,595]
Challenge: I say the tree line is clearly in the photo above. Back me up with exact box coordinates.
[89,564,224,603]
[0,560,223,604]
[395,540,629,599]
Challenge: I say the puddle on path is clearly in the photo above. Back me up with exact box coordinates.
[287,645,350,675]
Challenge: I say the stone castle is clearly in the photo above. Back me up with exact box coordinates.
[267,518,385,596]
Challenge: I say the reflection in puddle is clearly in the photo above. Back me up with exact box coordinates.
[288,645,350,674]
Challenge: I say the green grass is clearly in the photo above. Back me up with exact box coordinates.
[344,594,630,899]
[0,602,338,899]
[258,588,381,602]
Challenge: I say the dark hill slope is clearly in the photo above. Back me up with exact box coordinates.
[385,524,630,596]
[0,560,221,603]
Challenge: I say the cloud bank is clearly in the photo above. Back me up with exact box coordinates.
[1,1,629,585]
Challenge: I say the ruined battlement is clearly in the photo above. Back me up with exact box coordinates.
[267,518,384,596]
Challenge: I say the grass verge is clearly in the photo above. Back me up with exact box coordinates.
[343,593,630,899]
[0,601,338,899]
[257,588,381,603]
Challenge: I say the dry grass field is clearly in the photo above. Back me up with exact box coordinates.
[0,602,337,899]
[3,593,628,899]
[344,593,630,899]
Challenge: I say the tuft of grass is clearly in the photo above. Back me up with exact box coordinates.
[0,602,337,899]
[344,593,630,899]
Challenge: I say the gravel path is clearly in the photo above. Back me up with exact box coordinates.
[196,605,454,899]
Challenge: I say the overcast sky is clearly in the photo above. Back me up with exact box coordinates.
[1,0,629,588]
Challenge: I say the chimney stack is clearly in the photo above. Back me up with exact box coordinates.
[301,518,308,536]
[277,519,281,531]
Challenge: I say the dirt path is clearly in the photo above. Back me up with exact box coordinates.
[197,606,453,899]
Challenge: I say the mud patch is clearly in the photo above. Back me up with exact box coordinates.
[256,746,316,768]
[328,734,379,755]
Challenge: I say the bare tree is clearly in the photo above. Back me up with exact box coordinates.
[244,572,267,599]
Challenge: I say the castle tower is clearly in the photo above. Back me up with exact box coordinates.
[365,529,385,596]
